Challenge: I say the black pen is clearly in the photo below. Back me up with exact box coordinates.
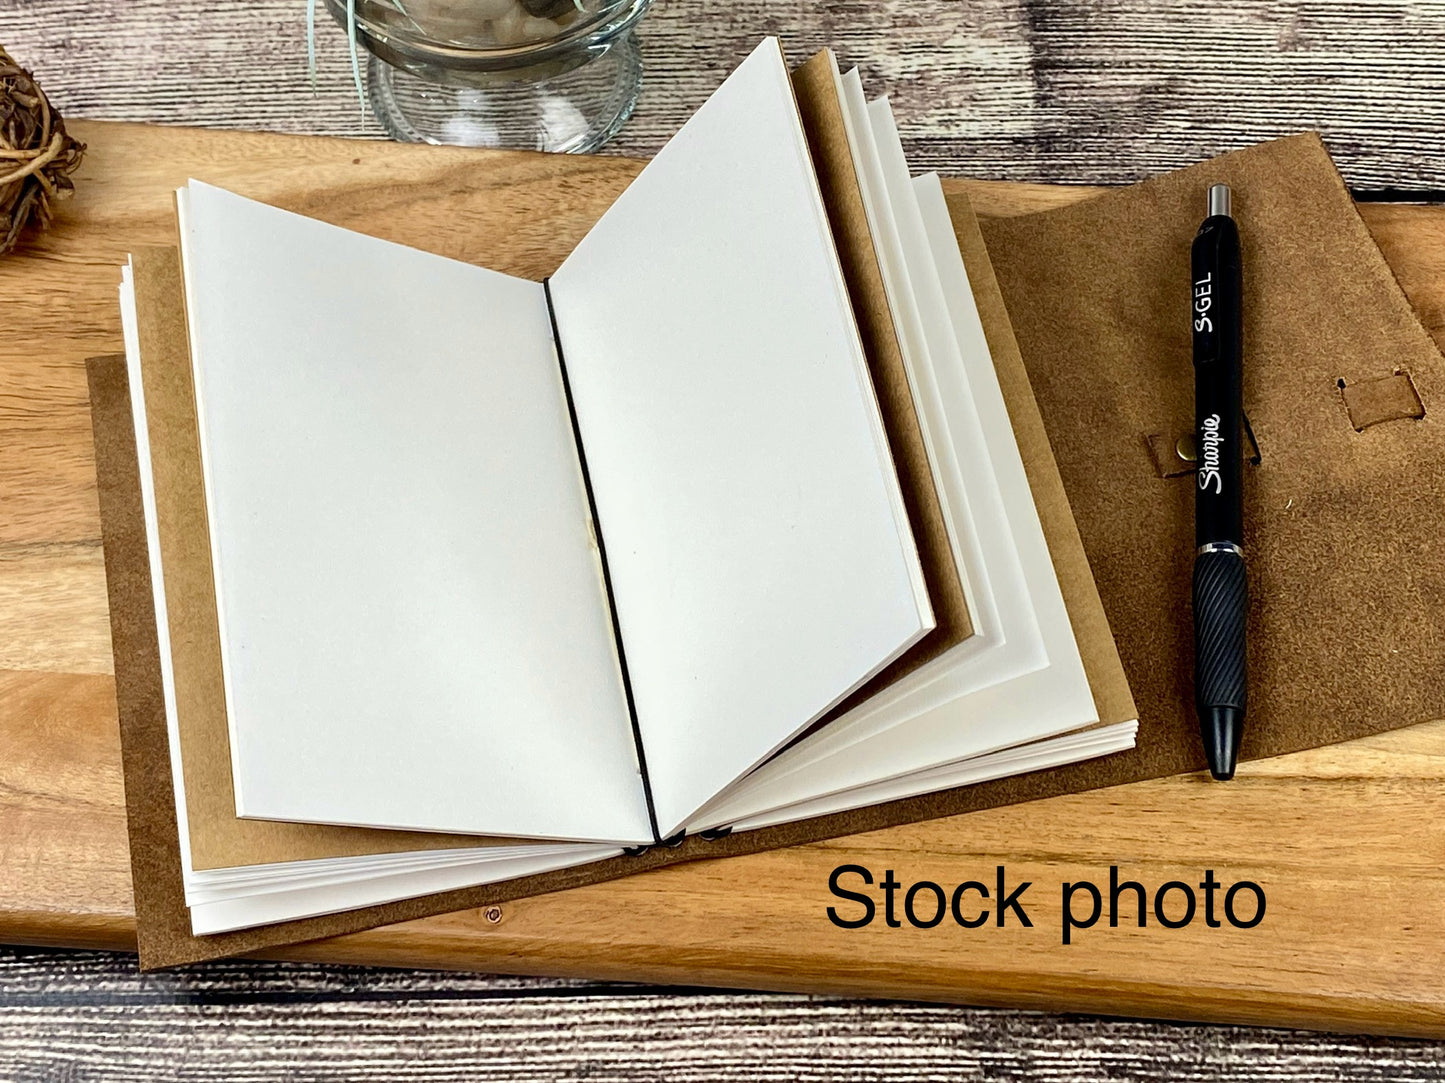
[1191,183,1247,781]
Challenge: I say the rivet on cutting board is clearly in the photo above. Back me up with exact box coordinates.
[1176,434,1198,462]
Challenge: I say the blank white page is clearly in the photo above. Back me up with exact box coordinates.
[548,38,932,836]
[179,182,653,845]
[688,160,1105,829]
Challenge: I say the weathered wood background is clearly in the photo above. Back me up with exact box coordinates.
[5,0,1445,1077]
[5,947,1445,1081]
[6,0,1445,193]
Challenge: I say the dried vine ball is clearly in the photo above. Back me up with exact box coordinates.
[1,45,85,257]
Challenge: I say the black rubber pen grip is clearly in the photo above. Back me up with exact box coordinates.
[1193,549,1247,713]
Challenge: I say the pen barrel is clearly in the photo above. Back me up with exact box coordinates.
[1193,548,1247,713]
[1191,214,1243,548]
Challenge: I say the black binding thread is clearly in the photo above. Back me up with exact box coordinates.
[543,277,662,847]
[623,831,688,856]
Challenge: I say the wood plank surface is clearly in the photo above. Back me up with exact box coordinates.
[2,120,1445,1051]
[7,1,1445,1068]
[4,947,1445,1083]
[6,0,1445,192]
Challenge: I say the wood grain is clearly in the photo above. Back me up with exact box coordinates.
[3,121,1445,1048]
[4,948,1445,1083]
[5,1,1445,192]
[7,6,1445,1070]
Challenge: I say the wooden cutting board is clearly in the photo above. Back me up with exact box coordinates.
[6,119,1445,1037]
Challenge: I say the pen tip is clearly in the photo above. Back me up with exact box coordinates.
[1208,183,1232,218]
[1202,706,1243,781]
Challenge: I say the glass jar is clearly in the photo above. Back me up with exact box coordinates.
[325,0,654,152]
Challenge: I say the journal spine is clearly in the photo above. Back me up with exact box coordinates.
[543,277,662,846]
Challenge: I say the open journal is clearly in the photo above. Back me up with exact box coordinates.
[115,38,1138,938]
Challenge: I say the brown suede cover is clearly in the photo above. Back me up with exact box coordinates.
[93,129,1443,969]
[974,131,1445,787]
